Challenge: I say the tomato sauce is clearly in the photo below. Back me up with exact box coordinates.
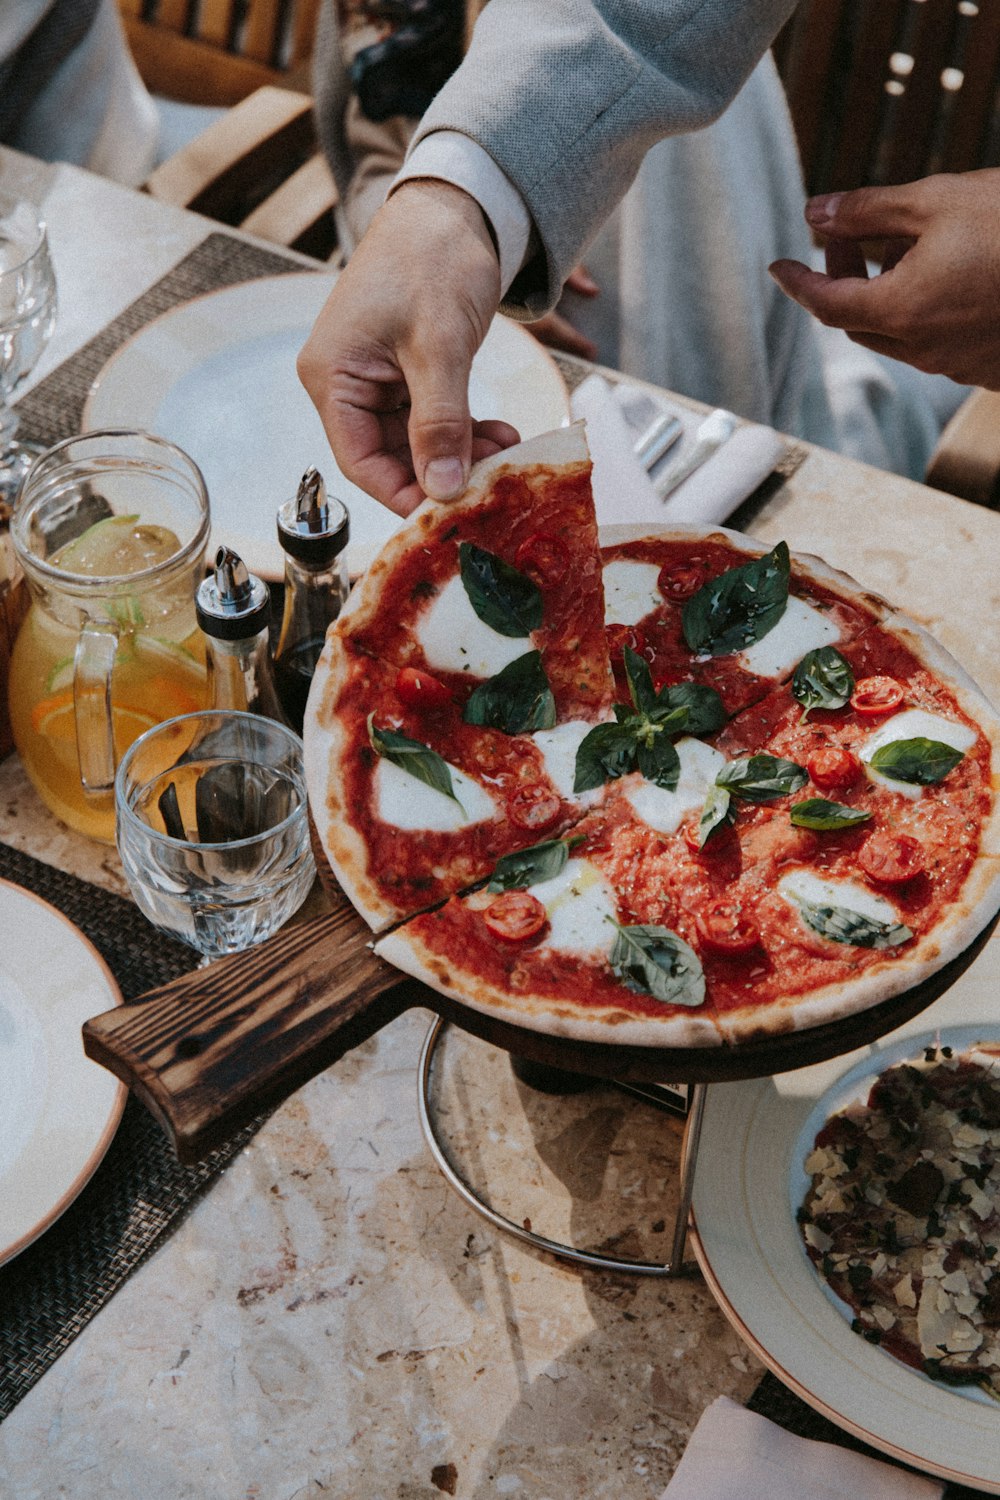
[348,466,613,719]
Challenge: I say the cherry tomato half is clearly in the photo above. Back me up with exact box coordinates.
[807,744,861,792]
[606,623,647,666]
[515,531,570,584]
[657,561,709,600]
[483,890,548,942]
[395,667,453,711]
[508,782,562,832]
[695,899,761,956]
[850,676,904,716]
[859,831,926,884]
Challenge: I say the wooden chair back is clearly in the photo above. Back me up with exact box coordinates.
[774,0,1000,196]
[118,0,322,106]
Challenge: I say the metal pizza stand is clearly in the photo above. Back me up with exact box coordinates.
[81,835,1000,1276]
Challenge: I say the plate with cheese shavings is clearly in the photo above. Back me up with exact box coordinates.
[691,981,1000,1493]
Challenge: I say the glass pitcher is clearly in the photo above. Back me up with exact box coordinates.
[8,430,211,842]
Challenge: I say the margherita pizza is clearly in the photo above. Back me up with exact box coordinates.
[303,423,1000,1049]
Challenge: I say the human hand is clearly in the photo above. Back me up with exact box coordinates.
[526,265,600,360]
[297,179,520,516]
[768,171,1000,389]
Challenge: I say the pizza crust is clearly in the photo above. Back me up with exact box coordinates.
[374,923,722,1049]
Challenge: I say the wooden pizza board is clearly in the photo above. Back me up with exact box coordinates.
[81,830,1000,1164]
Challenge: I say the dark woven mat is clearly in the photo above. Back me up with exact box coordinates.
[749,1370,993,1498]
[14,230,309,447]
[0,843,270,1422]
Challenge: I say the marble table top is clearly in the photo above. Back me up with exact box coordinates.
[2,146,999,1499]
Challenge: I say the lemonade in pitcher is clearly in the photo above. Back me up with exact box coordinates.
[8,432,211,842]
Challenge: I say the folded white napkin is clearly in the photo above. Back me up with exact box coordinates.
[660,1398,943,1500]
[569,372,786,529]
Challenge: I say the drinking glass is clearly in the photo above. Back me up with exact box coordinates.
[0,197,57,505]
[115,710,316,958]
[8,430,211,842]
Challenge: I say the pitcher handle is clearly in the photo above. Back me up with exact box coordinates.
[74,619,119,794]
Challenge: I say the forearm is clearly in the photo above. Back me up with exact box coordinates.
[409,0,800,313]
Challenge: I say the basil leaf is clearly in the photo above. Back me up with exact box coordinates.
[636,735,682,791]
[682,541,790,658]
[487,836,579,892]
[869,737,965,785]
[609,923,705,1007]
[717,753,808,802]
[656,682,727,737]
[623,644,657,713]
[794,898,913,949]
[789,798,872,831]
[573,721,639,792]
[698,783,733,847]
[463,650,556,733]
[458,542,543,637]
[792,646,854,721]
[368,716,462,805]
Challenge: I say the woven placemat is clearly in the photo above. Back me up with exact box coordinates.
[14,230,309,447]
[0,842,270,1422]
[749,1370,992,1498]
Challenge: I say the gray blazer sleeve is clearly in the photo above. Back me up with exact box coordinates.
[410,0,801,315]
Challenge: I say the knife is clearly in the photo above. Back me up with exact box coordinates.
[654,408,738,500]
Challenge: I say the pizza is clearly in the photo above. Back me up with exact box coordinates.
[303,423,1000,1048]
[798,1043,1000,1398]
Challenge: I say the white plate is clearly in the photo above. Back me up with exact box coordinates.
[690,942,1000,1493]
[83,273,570,579]
[0,880,126,1267]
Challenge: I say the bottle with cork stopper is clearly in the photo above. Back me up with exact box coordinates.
[273,467,350,731]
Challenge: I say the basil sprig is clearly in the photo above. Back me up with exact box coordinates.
[368,716,462,806]
[790,798,872,831]
[609,922,705,1007]
[682,541,790,658]
[794,898,913,949]
[573,646,725,793]
[459,542,542,637]
[869,737,965,785]
[792,646,854,721]
[717,753,808,803]
[463,650,556,733]
[487,835,583,893]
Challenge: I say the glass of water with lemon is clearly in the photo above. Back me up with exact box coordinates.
[8,430,211,841]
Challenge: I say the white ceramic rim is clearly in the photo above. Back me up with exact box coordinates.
[0,879,126,1267]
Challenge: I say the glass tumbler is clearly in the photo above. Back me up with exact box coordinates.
[115,710,315,957]
[0,196,57,504]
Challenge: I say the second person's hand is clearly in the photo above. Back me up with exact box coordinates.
[297,178,520,516]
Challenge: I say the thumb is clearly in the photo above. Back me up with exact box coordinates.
[404,351,475,502]
[806,182,927,241]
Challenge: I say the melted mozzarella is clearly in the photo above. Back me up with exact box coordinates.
[375,758,496,831]
[529,858,618,956]
[779,869,900,927]
[414,573,529,677]
[623,737,727,835]
[602,560,661,627]
[737,595,841,677]
[860,708,977,800]
[531,719,597,800]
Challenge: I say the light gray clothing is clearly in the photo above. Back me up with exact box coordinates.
[411,0,801,314]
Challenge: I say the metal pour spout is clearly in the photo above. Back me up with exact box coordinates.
[296,467,329,534]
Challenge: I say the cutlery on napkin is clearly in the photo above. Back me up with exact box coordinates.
[569,372,787,528]
[660,1398,943,1500]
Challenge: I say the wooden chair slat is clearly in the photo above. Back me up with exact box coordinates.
[240,151,339,258]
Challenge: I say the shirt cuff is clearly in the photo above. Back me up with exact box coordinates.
[389,131,531,297]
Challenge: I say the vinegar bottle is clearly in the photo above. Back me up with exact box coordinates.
[273,468,350,731]
[196,545,291,726]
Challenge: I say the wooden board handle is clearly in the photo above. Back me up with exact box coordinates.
[82,901,419,1163]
